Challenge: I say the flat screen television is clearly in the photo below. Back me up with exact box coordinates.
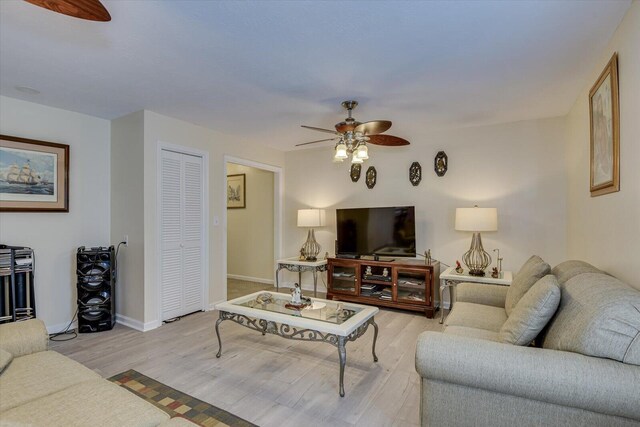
[336,206,416,258]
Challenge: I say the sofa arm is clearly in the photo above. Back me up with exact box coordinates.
[416,331,640,421]
[455,282,508,308]
[0,319,48,357]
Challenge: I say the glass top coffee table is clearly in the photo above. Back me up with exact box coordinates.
[214,291,379,397]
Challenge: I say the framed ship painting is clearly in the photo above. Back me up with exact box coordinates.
[589,53,620,197]
[0,135,69,212]
[227,173,245,209]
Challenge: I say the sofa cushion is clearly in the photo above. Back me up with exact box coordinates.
[541,272,640,365]
[0,378,169,427]
[0,318,48,357]
[443,325,500,342]
[499,275,561,346]
[0,350,101,412]
[445,302,507,332]
[551,260,602,285]
[505,255,551,316]
[0,348,12,374]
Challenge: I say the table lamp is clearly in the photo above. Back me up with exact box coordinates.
[455,206,498,276]
[297,209,326,261]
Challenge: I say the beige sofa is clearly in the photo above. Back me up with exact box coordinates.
[416,259,640,427]
[0,319,196,427]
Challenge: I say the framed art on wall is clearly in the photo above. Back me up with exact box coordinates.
[227,173,246,208]
[0,134,69,212]
[589,52,619,197]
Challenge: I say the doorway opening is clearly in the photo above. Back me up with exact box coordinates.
[223,156,282,301]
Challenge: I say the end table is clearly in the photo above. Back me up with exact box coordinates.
[439,266,513,324]
[275,257,328,297]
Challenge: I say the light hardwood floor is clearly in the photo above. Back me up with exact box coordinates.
[51,283,443,427]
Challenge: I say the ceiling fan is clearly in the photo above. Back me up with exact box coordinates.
[297,100,409,164]
[24,0,111,22]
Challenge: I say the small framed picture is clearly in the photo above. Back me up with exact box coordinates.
[589,53,620,197]
[0,134,70,212]
[227,173,246,209]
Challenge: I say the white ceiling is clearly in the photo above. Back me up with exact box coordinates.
[0,0,631,151]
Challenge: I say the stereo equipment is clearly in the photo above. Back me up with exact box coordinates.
[77,246,115,333]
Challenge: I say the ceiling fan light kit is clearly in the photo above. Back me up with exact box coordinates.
[299,100,410,166]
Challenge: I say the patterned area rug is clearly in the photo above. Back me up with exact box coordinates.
[109,369,257,427]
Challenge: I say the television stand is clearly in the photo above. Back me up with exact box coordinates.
[327,257,440,318]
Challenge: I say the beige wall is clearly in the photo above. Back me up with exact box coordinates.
[226,163,274,283]
[111,111,145,323]
[283,117,568,300]
[565,2,640,290]
[0,96,111,332]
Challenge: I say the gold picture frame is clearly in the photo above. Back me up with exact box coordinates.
[227,173,245,209]
[0,134,70,212]
[589,52,620,197]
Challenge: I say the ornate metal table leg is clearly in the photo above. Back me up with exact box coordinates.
[338,336,346,397]
[276,266,282,293]
[313,269,318,297]
[439,280,446,324]
[298,271,302,288]
[215,313,224,358]
[371,318,379,362]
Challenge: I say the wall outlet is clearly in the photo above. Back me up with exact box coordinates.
[124,235,129,246]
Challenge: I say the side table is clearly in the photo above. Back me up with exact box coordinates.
[275,257,328,297]
[439,266,513,324]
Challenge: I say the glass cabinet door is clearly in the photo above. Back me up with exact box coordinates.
[329,262,358,295]
[396,268,429,304]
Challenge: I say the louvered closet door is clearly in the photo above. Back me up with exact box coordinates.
[160,149,204,321]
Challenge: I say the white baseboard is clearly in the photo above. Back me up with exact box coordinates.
[47,320,78,335]
[116,314,161,332]
[227,274,274,285]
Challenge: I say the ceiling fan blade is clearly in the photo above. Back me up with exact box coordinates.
[301,125,341,135]
[25,0,111,21]
[354,120,392,135]
[367,134,410,146]
[295,138,340,147]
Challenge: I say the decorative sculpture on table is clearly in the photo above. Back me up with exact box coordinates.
[491,267,499,279]
[291,283,302,304]
[365,266,373,276]
[382,268,389,278]
[493,249,503,275]
[455,260,464,274]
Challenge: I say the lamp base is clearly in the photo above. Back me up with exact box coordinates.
[462,232,492,277]
[301,229,321,261]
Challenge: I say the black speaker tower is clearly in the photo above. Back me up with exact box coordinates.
[76,246,116,333]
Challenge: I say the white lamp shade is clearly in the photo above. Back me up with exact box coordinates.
[297,209,326,227]
[335,142,348,160]
[455,207,498,231]
[356,144,369,159]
